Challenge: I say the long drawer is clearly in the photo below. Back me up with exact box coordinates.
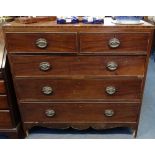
[0,80,6,94]
[0,110,13,128]
[80,33,150,54]
[15,78,142,102]
[20,102,139,123]
[9,55,146,77]
[5,33,77,53]
[0,95,9,109]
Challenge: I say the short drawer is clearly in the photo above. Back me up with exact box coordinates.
[0,110,13,128]
[6,33,77,53]
[0,80,6,94]
[9,55,146,77]
[15,78,142,102]
[0,95,9,109]
[80,33,150,54]
[20,103,139,123]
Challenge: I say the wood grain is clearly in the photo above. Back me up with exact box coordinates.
[0,95,9,109]
[2,18,154,33]
[6,33,77,53]
[80,33,149,53]
[0,80,5,94]
[20,102,139,123]
[0,110,12,128]
[15,77,142,102]
[9,55,146,77]
[3,18,154,136]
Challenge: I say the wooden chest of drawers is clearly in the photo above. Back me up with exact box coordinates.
[3,18,154,137]
[0,26,24,138]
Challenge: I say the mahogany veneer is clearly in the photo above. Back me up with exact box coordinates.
[21,103,139,123]
[0,111,12,128]
[15,78,142,102]
[79,33,149,53]
[9,55,146,77]
[6,33,77,53]
[0,95,9,109]
[0,81,5,94]
[0,26,24,138]
[3,18,154,138]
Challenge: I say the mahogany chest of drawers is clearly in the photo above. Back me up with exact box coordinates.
[3,18,154,137]
[0,27,24,138]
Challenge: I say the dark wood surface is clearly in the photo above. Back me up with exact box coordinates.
[0,56,24,138]
[0,95,9,109]
[5,32,151,54]
[0,80,5,93]
[79,33,150,53]
[21,103,139,123]
[15,77,142,102]
[6,33,77,53]
[9,55,146,77]
[0,110,12,128]
[0,26,24,138]
[0,123,25,139]
[3,17,154,137]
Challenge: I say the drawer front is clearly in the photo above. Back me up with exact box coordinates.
[6,33,77,53]
[10,55,146,77]
[0,80,5,94]
[20,103,139,123]
[15,78,142,102]
[0,95,9,109]
[80,33,149,53]
[0,110,12,128]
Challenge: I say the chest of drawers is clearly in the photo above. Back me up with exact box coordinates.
[3,18,154,137]
[0,27,24,138]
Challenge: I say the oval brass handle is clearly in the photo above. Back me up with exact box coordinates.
[42,86,53,95]
[107,61,118,71]
[105,86,116,95]
[108,38,120,48]
[39,62,51,71]
[104,109,115,117]
[45,109,55,117]
[36,38,48,49]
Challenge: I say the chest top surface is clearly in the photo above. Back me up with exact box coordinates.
[2,18,154,33]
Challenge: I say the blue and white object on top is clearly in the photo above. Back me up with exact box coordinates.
[57,16,79,24]
[114,16,143,24]
[82,16,104,24]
